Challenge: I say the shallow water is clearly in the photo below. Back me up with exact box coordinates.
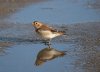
[0,43,76,72]
[5,0,100,24]
[0,0,100,72]
[0,22,100,72]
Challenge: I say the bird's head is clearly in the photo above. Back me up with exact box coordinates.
[32,21,43,29]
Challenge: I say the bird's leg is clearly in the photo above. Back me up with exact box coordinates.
[47,39,52,48]
[43,39,52,48]
[44,40,48,45]
[43,39,49,45]
[48,44,51,48]
[43,40,46,45]
[48,39,51,45]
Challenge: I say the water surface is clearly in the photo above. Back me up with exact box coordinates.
[6,0,100,24]
[0,0,100,72]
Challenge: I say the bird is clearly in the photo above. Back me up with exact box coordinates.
[35,47,66,66]
[32,21,65,45]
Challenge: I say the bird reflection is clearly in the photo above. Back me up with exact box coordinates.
[35,46,66,66]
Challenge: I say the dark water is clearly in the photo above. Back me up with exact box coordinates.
[0,0,100,72]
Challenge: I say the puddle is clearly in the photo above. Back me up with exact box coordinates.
[0,42,79,72]
[0,0,46,19]
[5,0,100,24]
[0,0,100,72]
[0,22,100,72]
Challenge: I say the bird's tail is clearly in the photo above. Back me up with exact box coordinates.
[58,31,66,35]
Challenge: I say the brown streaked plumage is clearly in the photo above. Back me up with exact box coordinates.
[32,21,56,31]
[32,21,65,44]
[35,47,66,66]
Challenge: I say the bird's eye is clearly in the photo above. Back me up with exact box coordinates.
[35,22,38,24]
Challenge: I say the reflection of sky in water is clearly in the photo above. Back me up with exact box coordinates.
[8,0,100,24]
[0,1,100,72]
[0,43,78,72]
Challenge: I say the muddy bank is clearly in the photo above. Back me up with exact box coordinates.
[0,22,100,72]
[0,0,100,19]
[0,41,14,55]
[0,22,100,44]
[86,0,100,9]
[0,0,46,18]
[67,22,100,72]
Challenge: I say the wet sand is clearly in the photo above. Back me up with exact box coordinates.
[0,22,100,44]
[86,0,100,9]
[0,0,46,18]
[0,22,100,72]
[0,0,100,72]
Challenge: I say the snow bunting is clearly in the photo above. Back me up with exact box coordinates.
[32,21,65,44]
[35,47,66,66]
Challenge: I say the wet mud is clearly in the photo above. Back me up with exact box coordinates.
[0,0,100,72]
[0,0,46,18]
[0,22,100,72]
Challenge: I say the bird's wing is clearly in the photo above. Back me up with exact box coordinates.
[41,25,58,32]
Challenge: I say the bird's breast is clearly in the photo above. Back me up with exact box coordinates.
[38,30,56,38]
